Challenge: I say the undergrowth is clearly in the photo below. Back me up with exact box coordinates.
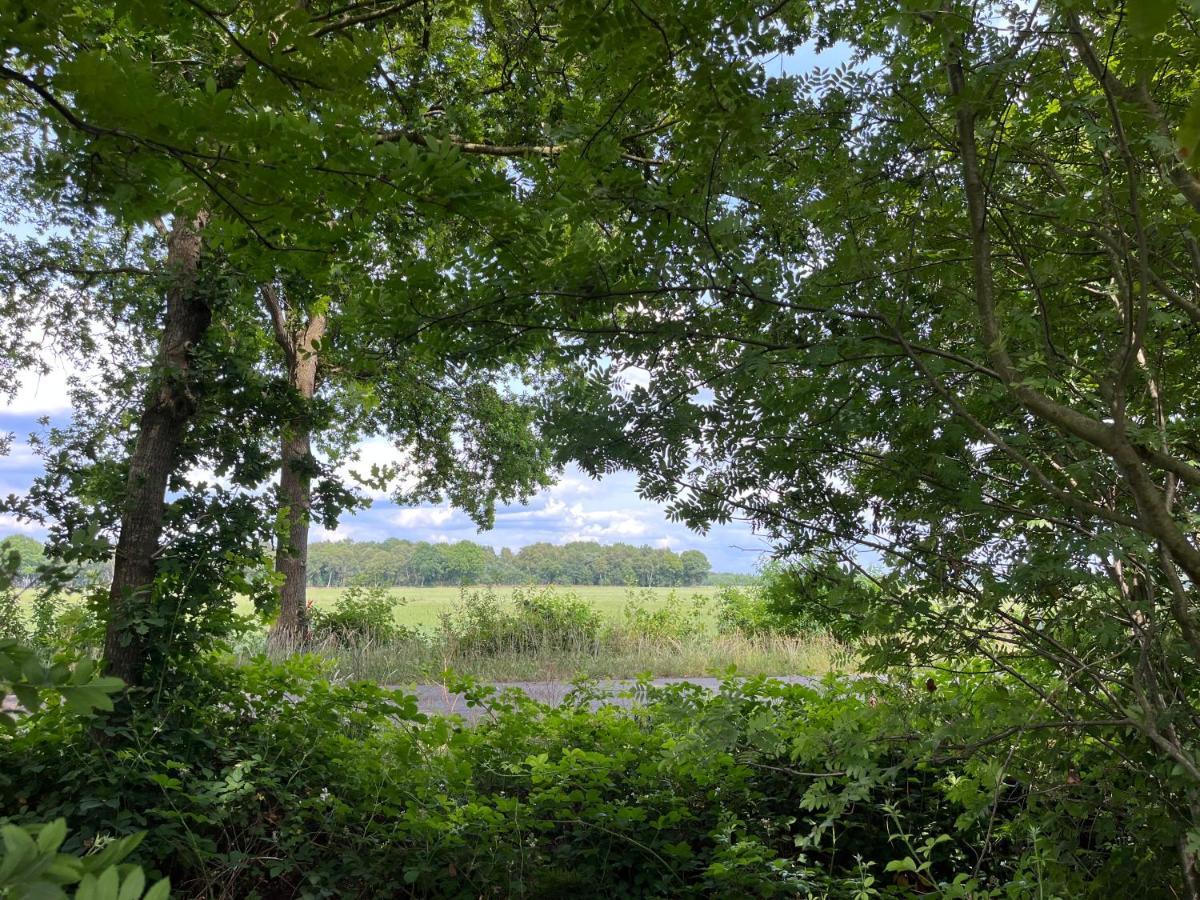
[0,656,1177,898]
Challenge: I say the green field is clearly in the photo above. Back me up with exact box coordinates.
[297,584,723,630]
[248,584,847,682]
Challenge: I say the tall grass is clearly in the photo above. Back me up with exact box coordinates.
[241,586,853,682]
[3,582,855,682]
[249,629,850,683]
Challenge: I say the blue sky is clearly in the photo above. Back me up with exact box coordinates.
[0,366,771,572]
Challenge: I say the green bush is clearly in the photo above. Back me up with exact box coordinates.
[0,587,102,661]
[714,584,781,636]
[0,590,25,646]
[714,561,874,638]
[309,585,405,644]
[2,656,1186,897]
[0,636,166,899]
[616,589,707,641]
[439,586,602,654]
[0,821,169,900]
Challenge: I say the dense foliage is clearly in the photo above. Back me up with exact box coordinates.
[531,0,1200,886]
[307,538,712,588]
[5,0,1200,894]
[0,654,1181,897]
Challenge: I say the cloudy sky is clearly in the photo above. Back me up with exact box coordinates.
[1,364,771,572]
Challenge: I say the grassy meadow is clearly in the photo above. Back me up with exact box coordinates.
[241,583,851,682]
[11,583,849,682]
[296,583,723,630]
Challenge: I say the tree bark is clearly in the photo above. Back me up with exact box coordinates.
[104,214,210,686]
[264,290,327,639]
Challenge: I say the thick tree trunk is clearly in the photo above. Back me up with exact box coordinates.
[104,214,210,686]
[266,301,327,639]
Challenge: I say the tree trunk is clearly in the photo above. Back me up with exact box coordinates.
[266,300,327,639]
[104,214,210,686]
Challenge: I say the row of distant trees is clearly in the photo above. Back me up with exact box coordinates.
[0,534,112,588]
[307,539,713,588]
[0,535,44,587]
[1,533,720,590]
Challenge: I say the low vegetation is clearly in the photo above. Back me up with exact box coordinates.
[1,650,1173,898]
[246,585,849,682]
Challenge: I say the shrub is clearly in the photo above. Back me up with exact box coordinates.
[616,589,708,641]
[0,587,25,645]
[0,635,166,899]
[511,586,602,644]
[0,588,104,661]
[714,585,779,636]
[439,586,602,654]
[2,660,1185,897]
[715,561,868,637]
[309,585,404,644]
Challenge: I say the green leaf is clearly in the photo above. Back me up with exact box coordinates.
[117,866,145,900]
[1177,88,1200,165]
[1128,0,1174,39]
[57,686,115,716]
[35,819,67,854]
[13,683,42,712]
[76,872,99,900]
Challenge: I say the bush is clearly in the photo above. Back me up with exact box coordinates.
[714,585,781,636]
[0,586,25,645]
[0,587,103,660]
[309,585,405,644]
[439,586,602,654]
[715,561,871,637]
[0,635,166,899]
[2,659,1186,897]
[616,589,708,641]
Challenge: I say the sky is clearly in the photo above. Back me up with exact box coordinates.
[0,362,773,572]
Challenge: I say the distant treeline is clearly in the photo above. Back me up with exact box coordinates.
[307,539,715,588]
[1,534,751,591]
[0,534,112,588]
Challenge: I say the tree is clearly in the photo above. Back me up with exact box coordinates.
[1,0,419,682]
[542,0,1200,882]
[0,535,43,588]
[2,0,804,676]
[679,550,711,587]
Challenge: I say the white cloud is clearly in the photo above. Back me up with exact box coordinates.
[0,442,43,469]
[3,322,118,417]
[335,438,421,500]
[0,514,42,536]
[4,367,73,415]
[495,497,577,523]
[312,524,352,542]
[557,507,654,541]
[390,505,456,528]
[183,464,235,490]
[615,365,650,392]
[548,475,597,497]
